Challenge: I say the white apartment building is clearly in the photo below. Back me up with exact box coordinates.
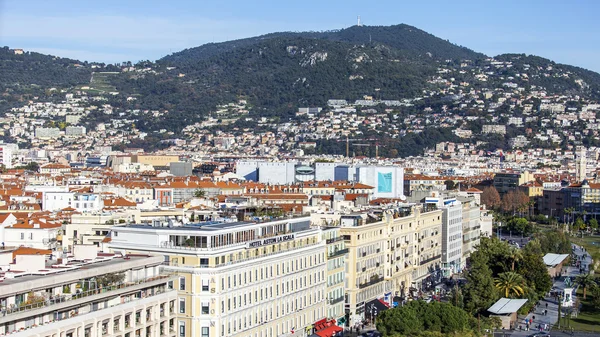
[438,198,463,276]
[4,221,61,250]
[109,217,329,337]
[0,247,177,337]
[0,143,18,169]
[459,196,482,265]
[65,212,135,250]
[42,192,103,212]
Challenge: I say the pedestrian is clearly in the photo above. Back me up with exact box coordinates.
[545,309,548,316]
[545,302,548,309]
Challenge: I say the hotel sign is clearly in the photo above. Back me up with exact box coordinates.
[247,234,295,248]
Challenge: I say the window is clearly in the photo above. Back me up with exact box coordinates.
[201,302,209,314]
[29,233,33,240]
[20,233,24,240]
[202,279,209,291]
[179,299,185,314]
[179,322,185,337]
[201,327,209,337]
[179,277,186,291]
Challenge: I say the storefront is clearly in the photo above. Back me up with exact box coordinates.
[309,319,343,337]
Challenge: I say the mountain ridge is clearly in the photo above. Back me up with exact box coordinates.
[2,24,600,156]
[160,24,486,66]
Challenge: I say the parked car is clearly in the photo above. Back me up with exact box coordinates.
[527,332,550,337]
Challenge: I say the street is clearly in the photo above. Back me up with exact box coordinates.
[506,244,592,337]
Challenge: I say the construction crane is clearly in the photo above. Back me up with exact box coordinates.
[343,135,379,157]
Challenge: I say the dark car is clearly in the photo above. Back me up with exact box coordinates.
[527,332,550,337]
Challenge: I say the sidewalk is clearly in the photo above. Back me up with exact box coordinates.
[508,244,591,336]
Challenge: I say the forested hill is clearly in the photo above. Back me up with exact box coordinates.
[0,46,92,112]
[4,24,600,157]
[112,34,444,131]
[160,24,485,66]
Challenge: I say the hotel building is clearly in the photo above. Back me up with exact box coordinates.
[109,217,329,337]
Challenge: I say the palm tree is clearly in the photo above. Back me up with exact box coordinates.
[509,247,523,271]
[495,272,526,298]
[576,274,597,300]
[564,207,575,230]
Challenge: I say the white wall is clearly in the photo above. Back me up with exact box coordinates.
[356,165,404,199]
[5,227,58,250]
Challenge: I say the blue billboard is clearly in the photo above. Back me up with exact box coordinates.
[377,172,393,193]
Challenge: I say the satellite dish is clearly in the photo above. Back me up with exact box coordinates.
[400,195,407,201]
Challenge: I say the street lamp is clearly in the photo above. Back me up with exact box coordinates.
[369,305,378,326]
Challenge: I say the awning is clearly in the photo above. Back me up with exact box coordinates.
[315,325,343,337]
[365,298,391,312]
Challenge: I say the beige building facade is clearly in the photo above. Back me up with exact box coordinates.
[339,205,442,325]
[109,217,329,337]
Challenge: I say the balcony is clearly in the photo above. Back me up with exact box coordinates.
[4,287,176,336]
[328,296,344,305]
[358,276,383,289]
[1,275,172,322]
[328,248,349,259]
[325,237,344,244]
[420,255,441,266]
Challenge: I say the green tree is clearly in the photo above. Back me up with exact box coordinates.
[591,283,600,310]
[589,218,599,233]
[194,189,206,198]
[575,217,586,231]
[376,301,473,336]
[463,250,498,314]
[505,217,533,236]
[576,274,596,300]
[376,303,422,336]
[535,230,571,254]
[449,286,464,309]
[494,272,526,298]
[509,246,523,271]
[518,252,552,296]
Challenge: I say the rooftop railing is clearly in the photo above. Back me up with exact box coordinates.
[3,275,171,317]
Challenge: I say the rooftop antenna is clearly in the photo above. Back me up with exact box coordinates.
[357,15,361,27]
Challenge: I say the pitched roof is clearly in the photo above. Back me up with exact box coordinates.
[543,253,569,267]
[103,197,136,207]
[12,247,52,259]
[488,298,528,314]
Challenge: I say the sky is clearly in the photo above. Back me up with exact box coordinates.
[1,0,599,72]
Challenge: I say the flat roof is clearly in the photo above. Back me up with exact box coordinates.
[543,253,570,267]
[120,217,311,233]
[488,298,528,314]
[0,254,159,290]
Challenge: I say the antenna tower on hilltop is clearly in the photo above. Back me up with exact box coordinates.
[357,15,361,27]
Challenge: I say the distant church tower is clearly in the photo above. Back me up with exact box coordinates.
[576,146,587,182]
